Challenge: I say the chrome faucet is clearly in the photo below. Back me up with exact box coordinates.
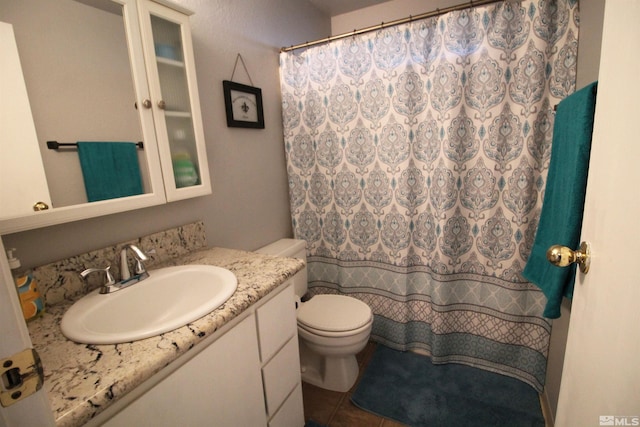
[79,244,150,294]
[119,244,149,282]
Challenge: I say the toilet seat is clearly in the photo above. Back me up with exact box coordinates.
[298,320,372,338]
[297,295,372,336]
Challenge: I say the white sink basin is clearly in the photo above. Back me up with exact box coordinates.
[61,265,237,344]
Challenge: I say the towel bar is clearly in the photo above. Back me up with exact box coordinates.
[46,141,144,150]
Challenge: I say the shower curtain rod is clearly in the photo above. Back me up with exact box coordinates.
[281,0,506,52]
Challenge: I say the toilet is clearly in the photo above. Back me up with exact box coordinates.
[257,238,373,392]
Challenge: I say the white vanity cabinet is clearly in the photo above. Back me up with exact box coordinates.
[95,282,304,427]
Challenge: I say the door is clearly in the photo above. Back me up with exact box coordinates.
[555,1,640,426]
[0,238,54,426]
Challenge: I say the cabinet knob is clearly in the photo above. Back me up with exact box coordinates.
[33,201,49,211]
[141,99,152,109]
[157,100,166,110]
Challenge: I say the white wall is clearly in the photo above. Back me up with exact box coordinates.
[332,0,605,421]
[1,0,330,267]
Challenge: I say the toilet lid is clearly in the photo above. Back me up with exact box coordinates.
[297,294,372,332]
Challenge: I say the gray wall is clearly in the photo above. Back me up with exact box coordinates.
[1,0,330,268]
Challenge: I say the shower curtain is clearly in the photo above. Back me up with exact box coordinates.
[279,0,579,391]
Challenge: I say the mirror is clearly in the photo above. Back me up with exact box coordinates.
[1,0,152,207]
[0,0,161,227]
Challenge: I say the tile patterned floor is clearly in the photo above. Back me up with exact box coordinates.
[302,341,407,427]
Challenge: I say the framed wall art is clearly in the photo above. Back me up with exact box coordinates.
[222,80,265,129]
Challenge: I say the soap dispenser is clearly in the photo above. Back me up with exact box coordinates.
[6,248,44,321]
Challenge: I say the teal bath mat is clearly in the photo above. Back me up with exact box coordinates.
[351,345,545,427]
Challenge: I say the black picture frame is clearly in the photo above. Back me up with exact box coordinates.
[222,80,265,129]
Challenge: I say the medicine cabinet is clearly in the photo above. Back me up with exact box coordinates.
[0,0,211,234]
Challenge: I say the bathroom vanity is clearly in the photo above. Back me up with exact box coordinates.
[27,245,305,426]
[97,279,302,427]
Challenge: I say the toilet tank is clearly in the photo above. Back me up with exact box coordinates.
[256,239,308,297]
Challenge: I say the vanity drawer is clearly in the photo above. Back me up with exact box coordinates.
[262,335,300,416]
[268,382,304,427]
[256,283,297,362]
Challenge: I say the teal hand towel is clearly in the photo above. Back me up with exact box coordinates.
[77,142,144,202]
[522,82,597,318]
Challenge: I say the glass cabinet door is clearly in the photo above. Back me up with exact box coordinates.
[138,1,211,201]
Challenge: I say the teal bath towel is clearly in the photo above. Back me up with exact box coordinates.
[77,142,144,202]
[522,82,597,318]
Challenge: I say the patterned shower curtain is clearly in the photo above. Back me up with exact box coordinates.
[279,0,578,391]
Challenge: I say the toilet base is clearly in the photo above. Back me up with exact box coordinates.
[299,340,359,392]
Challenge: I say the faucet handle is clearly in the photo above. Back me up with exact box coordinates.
[133,258,146,275]
[79,265,116,288]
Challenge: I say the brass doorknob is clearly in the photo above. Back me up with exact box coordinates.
[546,241,591,274]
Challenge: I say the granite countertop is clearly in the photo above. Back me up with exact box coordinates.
[27,247,304,427]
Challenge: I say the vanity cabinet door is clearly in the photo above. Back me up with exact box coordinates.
[102,314,265,427]
[137,0,211,202]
